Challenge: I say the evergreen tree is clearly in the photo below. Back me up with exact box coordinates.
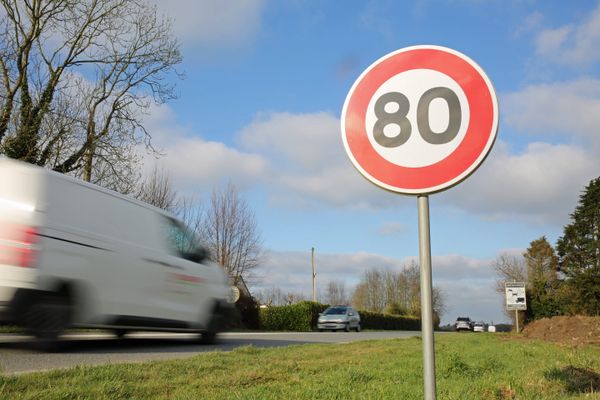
[556,177,600,315]
[523,237,561,320]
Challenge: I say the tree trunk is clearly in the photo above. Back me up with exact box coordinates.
[83,140,94,182]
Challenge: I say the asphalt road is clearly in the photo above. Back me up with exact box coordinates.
[0,331,421,375]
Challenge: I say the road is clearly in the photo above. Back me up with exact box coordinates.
[0,331,421,375]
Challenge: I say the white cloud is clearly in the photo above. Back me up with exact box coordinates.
[152,0,266,49]
[503,78,600,146]
[441,141,599,223]
[141,104,268,190]
[377,222,408,236]
[238,111,598,222]
[155,138,267,188]
[534,2,600,67]
[514,11,544,38]
[253,250,504,325]
[239,112,343,172]
[239,111,395,209]
[535,26,571,58]
[436,78,600,222]
[143,104,598,223]
[253,250,401,294]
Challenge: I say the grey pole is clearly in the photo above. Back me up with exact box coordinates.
[312,247,316,302]
[417,195,437,400]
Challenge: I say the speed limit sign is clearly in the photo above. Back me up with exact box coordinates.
[341,45,498,194]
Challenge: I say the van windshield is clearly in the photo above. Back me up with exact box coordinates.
[163,217,202,261]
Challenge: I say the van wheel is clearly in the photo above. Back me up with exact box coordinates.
[24,293,71,348]
[356,325,361,333]
[197,305,223,345]
[200,331,217,344]
[114,329,128,339]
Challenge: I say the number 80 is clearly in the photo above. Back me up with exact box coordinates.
[373,87,462,148]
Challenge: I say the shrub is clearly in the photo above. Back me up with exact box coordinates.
[258,302,421,331]
[385,303,409,316]
[259,301,328,331]
[358,310,420,330]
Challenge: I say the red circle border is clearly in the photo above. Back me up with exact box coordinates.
[342,47,497,193]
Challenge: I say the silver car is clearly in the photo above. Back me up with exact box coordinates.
[473,321,486,332]
[317,306,361,332]
[454,316,473,332]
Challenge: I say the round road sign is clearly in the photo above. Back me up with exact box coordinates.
[341,45,498,195]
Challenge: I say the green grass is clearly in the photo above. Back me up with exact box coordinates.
[0,325,22,334]
[0,334,599,399]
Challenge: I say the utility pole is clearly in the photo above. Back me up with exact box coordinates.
[311,247,316,302]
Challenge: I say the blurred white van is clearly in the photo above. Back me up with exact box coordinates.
[0,157,231,344]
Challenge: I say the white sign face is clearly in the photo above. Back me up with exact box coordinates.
[341,45,499,195]
[365,69,470,168]
[228,286,241,304]
[505,282,527,311]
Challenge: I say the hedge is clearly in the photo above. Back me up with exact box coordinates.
[259,301,421,332]
[259,301,328,331]
[358,310,421,330]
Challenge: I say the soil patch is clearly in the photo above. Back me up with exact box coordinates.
[522,316,600,346]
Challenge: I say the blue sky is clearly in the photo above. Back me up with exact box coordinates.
[144,0,600,325]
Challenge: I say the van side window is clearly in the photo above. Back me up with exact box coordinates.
[162,217,200,262]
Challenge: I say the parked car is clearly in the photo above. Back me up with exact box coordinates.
[0,158,233,345]
[454,316,474,332]
[473,321,486,332]
[487,324,496,333]
[317,306,361,332]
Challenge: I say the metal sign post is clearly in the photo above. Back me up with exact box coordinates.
[418,195,436,398]
[311,247,316,302]
[505,282,527,333]
[340,45,499,400]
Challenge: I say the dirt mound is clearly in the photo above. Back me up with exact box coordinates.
[522,316,600,346]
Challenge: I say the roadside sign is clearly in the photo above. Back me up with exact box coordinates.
[228,286,241,304]
[340,45,499,400]
[341,45,498,194]
[505,282,527,311]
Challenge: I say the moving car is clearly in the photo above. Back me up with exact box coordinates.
[317,306,361,332]
[473,321,486,332]
[0,157,232,344]
[454,316,474,332]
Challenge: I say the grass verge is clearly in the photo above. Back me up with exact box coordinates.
[0,325,22,334]
[0,333,598,399]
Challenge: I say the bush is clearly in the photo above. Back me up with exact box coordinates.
[358,310,420,330]
[259,301,328,331]
[385,303,409,316]
[258,302,421,331]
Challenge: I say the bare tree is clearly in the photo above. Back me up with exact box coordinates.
[132,174,261,287]
[254,287,306,306]
[135,164,178,211]
[0,0,181,189]
[351,262,446,319]
[324,281,348,305]
[492,254,527,294]
[201,183,262,285]
[492,253,527,325]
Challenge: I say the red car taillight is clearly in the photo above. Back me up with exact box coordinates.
[0,224,39,268]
